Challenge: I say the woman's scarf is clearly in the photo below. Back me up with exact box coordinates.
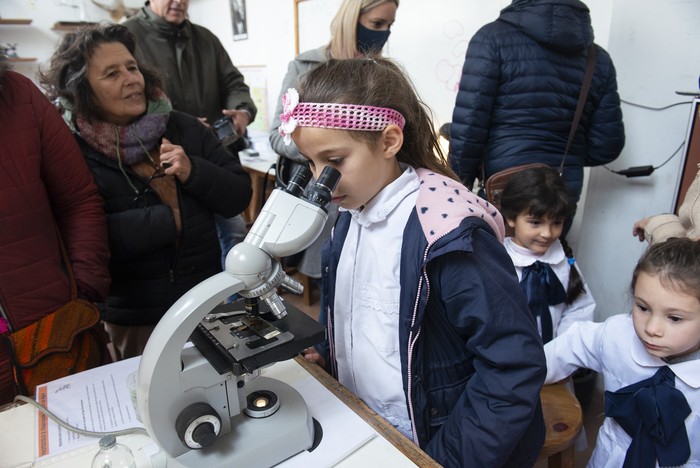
[67,91,172,165]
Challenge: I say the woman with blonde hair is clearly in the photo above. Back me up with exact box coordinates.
[269,0,398,279]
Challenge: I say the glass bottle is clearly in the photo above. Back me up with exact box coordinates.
[91,434,136,468]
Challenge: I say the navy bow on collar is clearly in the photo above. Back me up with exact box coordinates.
[519,260,567,343]
[605,366,691,468]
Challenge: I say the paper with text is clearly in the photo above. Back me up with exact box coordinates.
[35,356,143,458]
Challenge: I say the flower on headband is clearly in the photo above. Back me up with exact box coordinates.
[279,88,300,145]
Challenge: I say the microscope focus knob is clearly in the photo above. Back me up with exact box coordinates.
[175,402,222,449]
[192,421,217,448]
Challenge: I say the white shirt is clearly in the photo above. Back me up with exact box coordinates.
[504,237,596,337]
[545,314,700,467]
[334,166,419,438]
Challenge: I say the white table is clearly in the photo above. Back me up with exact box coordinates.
[0,357,434,468]
[238,131,278,225]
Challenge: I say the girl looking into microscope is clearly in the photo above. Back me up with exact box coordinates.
[281,56,547,467]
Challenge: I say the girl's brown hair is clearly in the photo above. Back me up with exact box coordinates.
[297,57,456,179]
[632,237,700,301]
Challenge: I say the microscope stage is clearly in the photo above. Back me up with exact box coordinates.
[191,298,325,376]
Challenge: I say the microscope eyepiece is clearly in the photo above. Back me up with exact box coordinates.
[283,164,312,197]
[304,166,341,210]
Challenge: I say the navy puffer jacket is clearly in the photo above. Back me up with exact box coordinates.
[318,170,546,467]
[449,0,625,204]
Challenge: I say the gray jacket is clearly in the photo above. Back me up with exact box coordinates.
[269,47,327,162]
[268,46,334,279]
[124,5,257,125]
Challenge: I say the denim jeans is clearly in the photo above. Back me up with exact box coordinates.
[215,213,247,269]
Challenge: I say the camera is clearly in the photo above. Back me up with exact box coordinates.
[212,116,239,147]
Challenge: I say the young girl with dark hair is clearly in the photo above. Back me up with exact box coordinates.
[545,237,700,467]
[281,56,546,467]
[499,166,595,342]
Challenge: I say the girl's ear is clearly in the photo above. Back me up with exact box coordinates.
[381,124,403,159]
[506,217,516,228]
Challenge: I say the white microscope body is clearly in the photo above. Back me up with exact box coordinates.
[136,166,339,467]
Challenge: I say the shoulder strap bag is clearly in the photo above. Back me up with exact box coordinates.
[3,234,111,398]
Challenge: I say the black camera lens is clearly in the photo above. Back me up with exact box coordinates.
[213,116,238,147]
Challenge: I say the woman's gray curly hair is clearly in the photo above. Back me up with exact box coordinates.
[38,22,163,122]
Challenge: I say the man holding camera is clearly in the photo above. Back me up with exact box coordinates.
[125,0,257,266]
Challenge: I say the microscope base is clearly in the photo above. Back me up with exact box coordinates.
[172,376,314,468]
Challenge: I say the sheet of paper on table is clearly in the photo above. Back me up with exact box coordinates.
[241,130,278,168]
[34,356,143,458]
[34,356,376,467]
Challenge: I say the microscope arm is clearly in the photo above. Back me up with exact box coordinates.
[137,272,245,457]
[137,166,340,459]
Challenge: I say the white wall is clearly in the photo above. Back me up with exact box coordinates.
[186,0,700,323]
[4,0,699,322]
[1,0,113,83]
[574,0,700,320]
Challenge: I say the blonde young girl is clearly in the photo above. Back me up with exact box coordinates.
[499,166,595,342]
[281,57,546,467]
[545,238,700,467]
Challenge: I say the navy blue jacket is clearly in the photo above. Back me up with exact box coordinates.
[449,0,625,203]
[318,170,546,467]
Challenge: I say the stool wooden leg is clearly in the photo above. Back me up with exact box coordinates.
[301,274,313,306]
[548,445,575,468]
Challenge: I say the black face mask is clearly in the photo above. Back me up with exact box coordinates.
[356,23,391,54]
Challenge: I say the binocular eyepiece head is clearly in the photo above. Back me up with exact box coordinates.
[284,165,341,210]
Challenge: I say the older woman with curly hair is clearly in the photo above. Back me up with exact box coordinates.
[40,23,252,359]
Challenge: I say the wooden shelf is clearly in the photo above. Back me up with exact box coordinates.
[52,21,97,32]
[0,19,32,25]
[7,57,37,62]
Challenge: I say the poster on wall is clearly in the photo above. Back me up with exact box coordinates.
[238,65,268,132]
[231,0,248,41]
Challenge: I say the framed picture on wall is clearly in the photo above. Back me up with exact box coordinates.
[231,0,248,41]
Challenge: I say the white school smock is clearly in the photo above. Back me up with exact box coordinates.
[334,166,419,438]
[504,237,596,337]
[544,314,700,467]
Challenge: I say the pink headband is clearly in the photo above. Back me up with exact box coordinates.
[278,88,405,145]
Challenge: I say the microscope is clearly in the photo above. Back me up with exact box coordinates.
[136,166,340,467]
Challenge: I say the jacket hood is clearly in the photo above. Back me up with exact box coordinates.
[499,0,594,52]
[415,168,504,243]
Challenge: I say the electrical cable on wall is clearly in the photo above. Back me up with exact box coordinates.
[620,98,692,112]
[603,98,693,178]
[604,140,686,178]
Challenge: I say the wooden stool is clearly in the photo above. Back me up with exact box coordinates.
[537,382,583,468]
[300,273,317,306]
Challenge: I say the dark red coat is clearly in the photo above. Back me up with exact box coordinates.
[0,70,110,403]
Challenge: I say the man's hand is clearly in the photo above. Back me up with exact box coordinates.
[222,109,251,135]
